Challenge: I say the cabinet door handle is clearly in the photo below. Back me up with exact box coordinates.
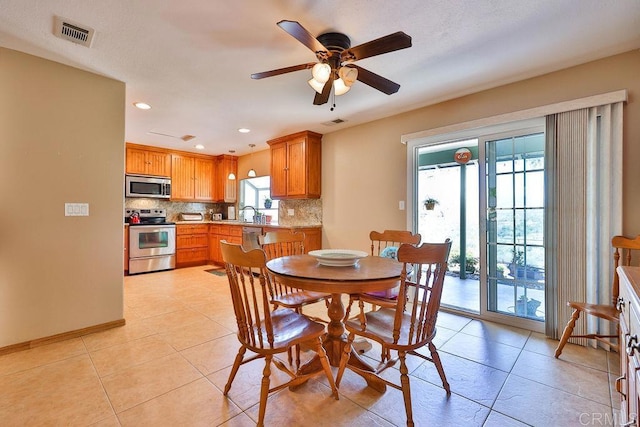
[627,334,640,356]
[616,374,626,398]
[617,296,626,311]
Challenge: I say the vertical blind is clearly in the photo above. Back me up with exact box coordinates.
[545,102,623,344]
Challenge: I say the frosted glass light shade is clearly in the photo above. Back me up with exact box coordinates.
[338,66,358,86]
[333,78,351,96]
[228,173,236,180]
[308,78,325,94]
[247,169,256,177]
[311,63,331,83]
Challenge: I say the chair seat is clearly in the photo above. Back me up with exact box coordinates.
[272,291,330,308]
[344,307,434,350]
[244,308,327,353]
[567,301,620,322]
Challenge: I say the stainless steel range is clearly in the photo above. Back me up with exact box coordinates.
[125,208,176,274]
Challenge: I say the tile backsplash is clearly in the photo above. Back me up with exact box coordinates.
[124,198,225,221]
[124,198,322,226]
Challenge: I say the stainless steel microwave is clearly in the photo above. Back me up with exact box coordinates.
[125,175,171,199]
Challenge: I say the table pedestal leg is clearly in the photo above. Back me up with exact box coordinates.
[295,293,387,392]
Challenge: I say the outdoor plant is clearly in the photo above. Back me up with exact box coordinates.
[263,197,272,209]
[516,294,541,317]
[423,197,439,210]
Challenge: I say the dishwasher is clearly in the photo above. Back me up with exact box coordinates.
[242,226,262,250]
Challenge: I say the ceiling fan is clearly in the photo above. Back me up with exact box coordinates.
[251,20,412,106]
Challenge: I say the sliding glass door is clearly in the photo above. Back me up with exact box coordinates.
[481,129,545,328]
[413,121,545,331]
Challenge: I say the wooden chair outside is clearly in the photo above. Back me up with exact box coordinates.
[220,241,338,426]
[555,235,640,358]
[337,240,452,427]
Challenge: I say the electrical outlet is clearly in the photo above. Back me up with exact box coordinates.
[287,209,294,216]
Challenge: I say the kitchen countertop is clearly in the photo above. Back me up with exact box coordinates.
[173,220,321,229]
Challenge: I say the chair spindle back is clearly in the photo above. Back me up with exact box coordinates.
[370,230,421,257]
[394,240,451,346]
[221,241,275,350]
[259,230,306,299]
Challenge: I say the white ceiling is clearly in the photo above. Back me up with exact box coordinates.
[1,1,639,156]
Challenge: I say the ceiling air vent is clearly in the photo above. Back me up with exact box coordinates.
[53,16,95,47]
[321,118,347,126]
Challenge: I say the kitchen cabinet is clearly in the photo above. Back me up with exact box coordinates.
[215,155,238,203]
[126,145,171,177]
[209,224,242,264]
[124,225,129,273]
[171,155,216,201]
[267,130,322,199]
[263,226,321,252]
[176,224,209,267]
[617,266,640,426]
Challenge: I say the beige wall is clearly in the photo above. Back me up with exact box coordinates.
[0,48,125,347]
[237,147,270,179]
[321,50,640,252]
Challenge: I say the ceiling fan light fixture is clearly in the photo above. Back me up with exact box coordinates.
[333,78,351,96]
[338,66,358,86]
[308,77,325,94]
[311,62,331,83]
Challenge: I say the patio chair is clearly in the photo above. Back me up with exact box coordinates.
[337,241,452,427]
[554,235,640,358]
[220,241,338,426]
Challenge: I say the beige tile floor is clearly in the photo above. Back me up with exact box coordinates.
[0,265,619,426]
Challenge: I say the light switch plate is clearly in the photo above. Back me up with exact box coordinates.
[399,201,405,210]
[65,203,89,216]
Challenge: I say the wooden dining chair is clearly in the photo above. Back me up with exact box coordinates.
[351,230,422,322]
[220,241,338,427]
[259,230,331,314]
[337,241,452,427]
[555,235,640,358]
[259,230,331,366]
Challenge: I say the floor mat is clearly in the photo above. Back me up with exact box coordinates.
[205,268,226,276]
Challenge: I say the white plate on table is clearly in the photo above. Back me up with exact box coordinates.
[308,249,368,267]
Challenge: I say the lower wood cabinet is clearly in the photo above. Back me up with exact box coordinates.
[176,223,321,267]
[617,266,640,426]
[176,224,209,267]
[209,224,242,264]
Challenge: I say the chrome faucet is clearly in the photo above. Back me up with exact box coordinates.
[240,206,258,222]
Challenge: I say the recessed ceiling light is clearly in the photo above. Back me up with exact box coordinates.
[195,144,204,150]
[134,102,152,110]
[238,128,251,133]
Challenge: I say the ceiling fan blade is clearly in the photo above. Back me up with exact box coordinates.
[350,65,401,95]
[313,73,335,105]
[277,20,331,58]
[251,63,315,79]
[341,31,412,62]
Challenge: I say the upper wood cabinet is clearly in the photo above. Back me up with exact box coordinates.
[267,130,322,199]
[126,146,171,177]
[171,154,216,201]
[215,155,238,203]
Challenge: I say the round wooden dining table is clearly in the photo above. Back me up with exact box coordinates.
[266,254,403,392]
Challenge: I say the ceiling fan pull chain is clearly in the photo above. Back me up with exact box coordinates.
[331,91,336,111]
